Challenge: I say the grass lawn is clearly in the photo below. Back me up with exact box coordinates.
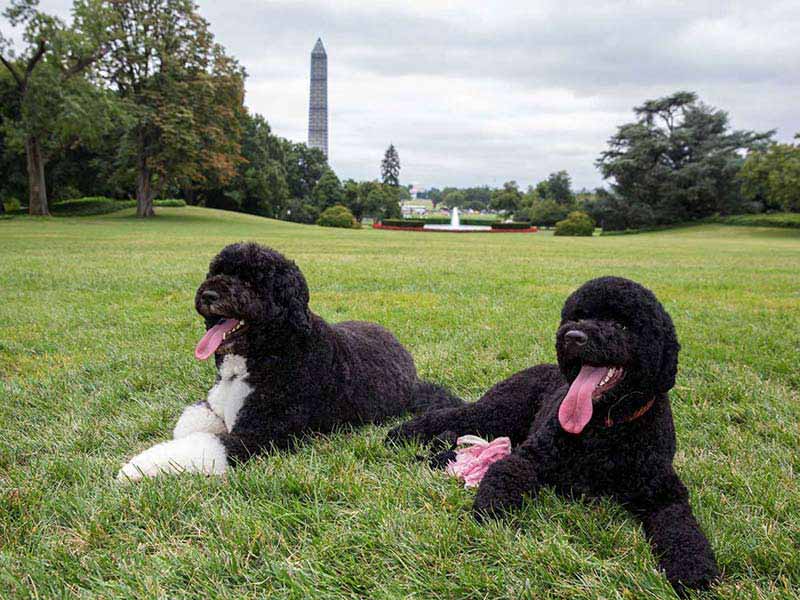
[1,207,799,599]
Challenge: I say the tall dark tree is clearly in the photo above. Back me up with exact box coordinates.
[381,143,400,186]
[596,91,773,229]
[0,0,108,215]
[98,0,244,217]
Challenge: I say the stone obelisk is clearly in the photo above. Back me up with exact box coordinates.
[308,38,328,158]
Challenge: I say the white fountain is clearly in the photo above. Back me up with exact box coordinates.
[451,206,461,228]
[424,206,491,231]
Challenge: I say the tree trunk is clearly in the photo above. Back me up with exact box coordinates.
[25,135,49,216]
[136,152,155,217]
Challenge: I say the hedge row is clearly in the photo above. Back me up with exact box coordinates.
[423,216,497,226]
[381,219,425,228]
[47,197,186,217]
[491,221,532,230]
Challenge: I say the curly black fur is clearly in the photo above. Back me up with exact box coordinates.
[195,242,461,462]
[387,277,719,596]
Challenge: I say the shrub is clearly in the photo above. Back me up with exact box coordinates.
[381,218,424,228]
[554,211,595,236]
[50,197,134,216]
[154,198,187,207]
[317,204,358,228]
[491,221,532,230]
[3,198,21,212]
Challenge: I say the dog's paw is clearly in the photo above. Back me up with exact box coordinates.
[667,560,720,597]
[428,449,457,470]
[116,433,228,483]
[385,422,421,446]
[471,455,535,522]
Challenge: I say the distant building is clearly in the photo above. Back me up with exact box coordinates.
[308,38,328,157]
[401,202,428,217]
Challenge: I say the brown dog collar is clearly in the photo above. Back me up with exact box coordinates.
[604,397,655,427]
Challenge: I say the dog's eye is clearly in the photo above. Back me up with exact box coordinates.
[614,322,627,331]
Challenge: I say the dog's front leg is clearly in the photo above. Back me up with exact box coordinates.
[173,401,226,439]
[472,450,541,521]
[632,471,720,596]
[117,432,229,482]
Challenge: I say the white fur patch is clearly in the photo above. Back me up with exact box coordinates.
[117,432,228,482]
[207,354,252,432]
[173,402,227,439]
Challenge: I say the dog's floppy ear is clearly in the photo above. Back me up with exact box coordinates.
[273,262,311,336]
[656,310,680,393]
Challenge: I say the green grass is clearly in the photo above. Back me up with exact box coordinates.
[1,206,799,598]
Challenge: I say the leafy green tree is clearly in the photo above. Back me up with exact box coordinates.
[543,171,574,205]
[0,0,109,215]
[739,135,800,212]
[311,169,344,209]
[98,0,245,217]
[381,143,400,186]
[596,91,773,229]
[237,113,288,216]
[282,141,327,200]
[363,182,401,220]
[443,189,466,208]
[0,70,26,212]
[490,180,523,214]
[526,199,570,227]
[341,178,364,221]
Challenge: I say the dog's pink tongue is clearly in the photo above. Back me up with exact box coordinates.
[558,365,609,434]
[194,319,239,360]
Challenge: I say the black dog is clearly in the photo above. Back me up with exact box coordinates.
[119,242,459,481]
[387,277,719,595]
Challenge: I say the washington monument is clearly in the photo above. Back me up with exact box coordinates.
[308,38,328,158]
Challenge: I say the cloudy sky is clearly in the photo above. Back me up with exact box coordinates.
[5,1,800,189]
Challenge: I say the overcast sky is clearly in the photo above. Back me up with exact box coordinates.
[4,1,799,189]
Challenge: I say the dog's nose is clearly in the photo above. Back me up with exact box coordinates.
[564,330,588,346]
[200,290,219,305]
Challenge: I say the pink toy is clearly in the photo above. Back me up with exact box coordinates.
[446,435,512,488]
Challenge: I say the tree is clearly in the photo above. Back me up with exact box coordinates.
[596,91,773,229]
[311,168,344,209]
[0,70,26,212]
[0,0,108,215]
[526,199,570,227]
[543,171,574,205]
[283,141,327,200]
[341,178,364,221]
[443,189,466,208]
[381,143,400,186]
[490,180,523,214]
[98,0,244,217]
[363,182,401,220]
[237,112,288,217]
[739,135,800,213]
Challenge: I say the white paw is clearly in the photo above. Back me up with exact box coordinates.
[117,432,228,483]
[173,402,226,439]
